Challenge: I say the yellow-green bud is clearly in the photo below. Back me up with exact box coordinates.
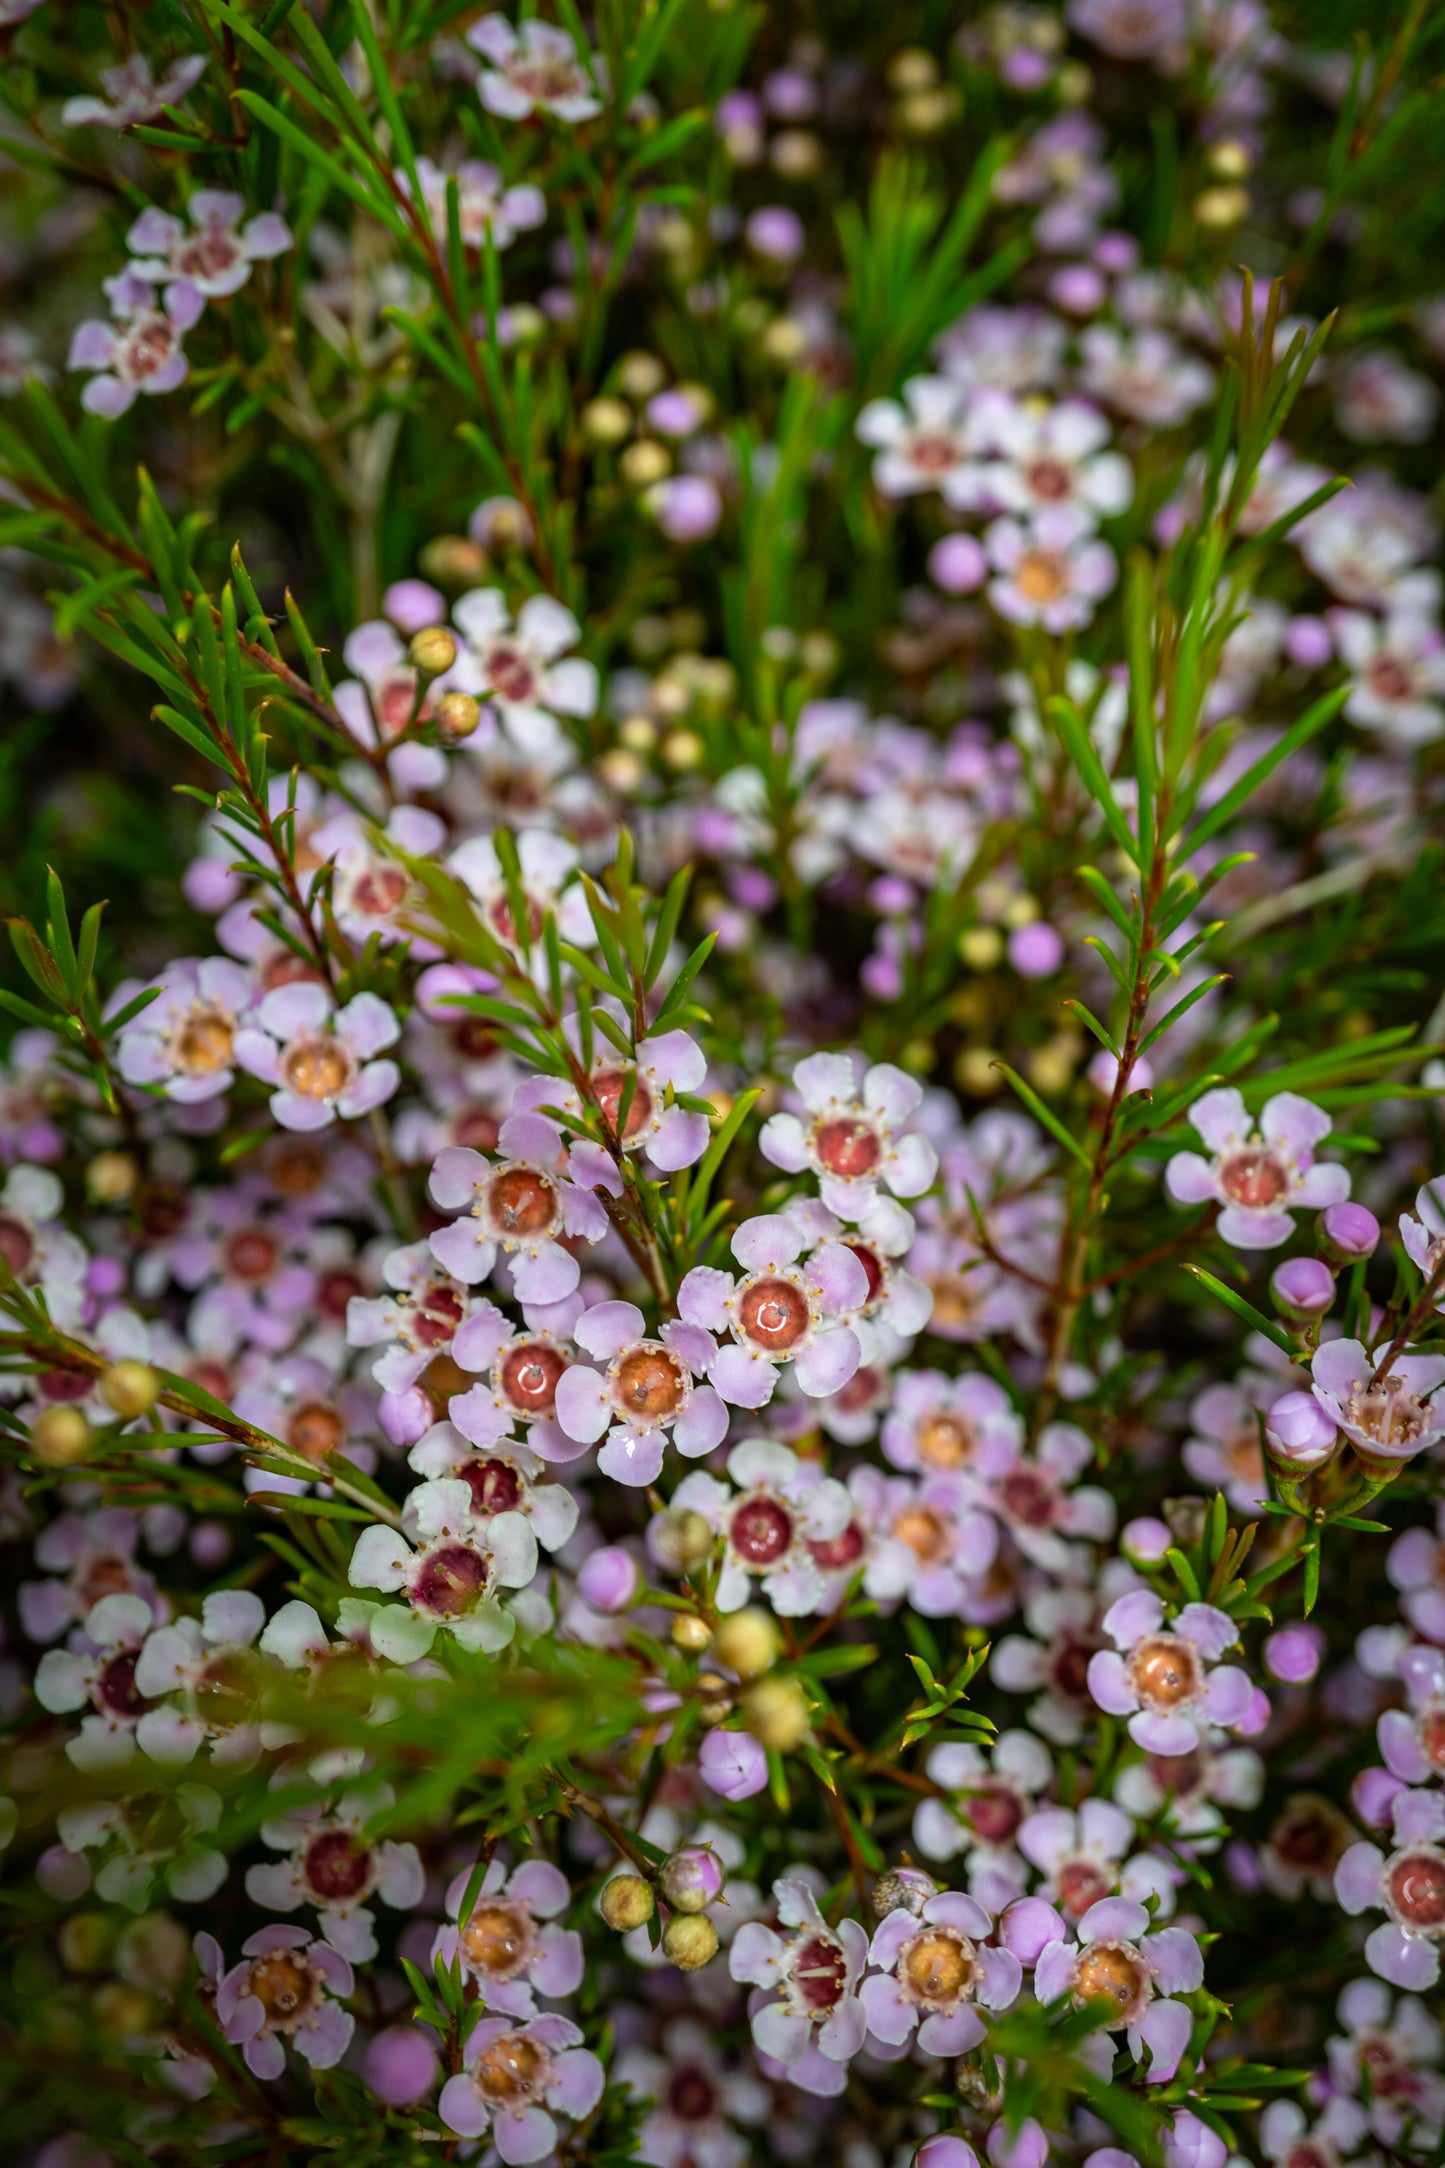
[31,1407,93,1467]
[599,1874,655,1932]
[743,1673,810,1752]
[409,626,458,676]
[671,1613,713,1653]
[101,1361,160,1419]
[711,1608,778,1680]
[661,1913,719,1970]
[434,692,482,741]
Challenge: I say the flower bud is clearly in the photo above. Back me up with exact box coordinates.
[1270,1256,1335,1320]
[576,1546,639,1613]
[30,1407,93,1467]
[409,626,458,676]
[419,535,488,587]
[671,1613,712,1653]
[697,1728,768,1801]
[918,2139,982,2168]
[100,1361,160,1419]
[871,1866,935,1919]
[1264,1625,1322,1684]
[434,692,482,741]
[1008,921,1064,979]
[365,2024,440,2106]
[1320,1201,1380,1263]
[86,1150,137,1204]
[649,1507,715,1574]
[742,1674,809,1752]
[661,1912,719,1970]
[599,1873,655,1931]
[1120,1515,1172,1565]
[660,1845,725,1914]
[581,396,633,445]
[711,1607,779,1680]
[1264,1390,1338,1473]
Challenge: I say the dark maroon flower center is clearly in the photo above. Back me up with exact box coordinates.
[1057,1857,1112,1916]
[666,2065,718,2122]
[966,1782,1022,1845]
[808,1520,865,1570]
[304,1828,373,1902]
[486,644,539,704]
[40,1369,92,1404]
[0,1213,35,1276]
[412,1281,467,1348]
[738,1276,809,1352]
[350,865,409,918]
[593,1067,653,1140]
[96,1650,147,1721]
[999,1466,1056,1527]
[1389,1848,1445,1929]
[792,1931,847,2011]
[415,1542,489,1616]
[318,1266,367,1321]
[730,1495,794,1565]
[226,1228,279,1281]
[1219,1148,1287,1208]
[1026,457,1074,501]
[845,1242,884,1304]
[461,1458,523,1515]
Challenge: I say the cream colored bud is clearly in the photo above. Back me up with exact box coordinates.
[1003,894,1039,929]
[618,351,667,400]
[93,1983,154,2039]
[419,535,489,587]
[620,440,672,488]
[761,317,808,365]
[897,88,959,135]
[958,926,1003,971]
[581,396,633,446]
[954,1047,1003,1096]
[435,692,482,742]
[1207,138,1252,179]
[31,1407,93,1468]
[599,1873,655,1931]
[651,1507,715,1574]
[1195,185,1249,228]
[86,1151,137,1205]
[599,748,646,794]
[100,1362,160,1420]
[888,47,938,91]
[1056,60,1092,103]
[661,729,704,772]
[771,129,823,177]
[662,1913,719,1970]
[743,1674,810,1752]
[900,1039,934,1075]
[671,1613,713,1653]
[711,1608,779,1680]
[60,1913,114,1972]
[409,626,458,676]
[619,715,657,752]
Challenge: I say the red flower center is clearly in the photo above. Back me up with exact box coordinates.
[414,1542,489,1617]
[808,1520,865,1571]
[500,1340,566,1413]
[729,1495,794,1565]
[0,1213,34,1275]
[488,1167,557,1237]
[304,1828,373,1902]
[614,1346,685,1420]
[966,1782,1022,1845]
[1389,1848,1445,1930]
[738,1276,809,1352]
[593,1067,653,1140]
[461,1458,523,1515]
[1219,1148,1287,1208]
[226,1228,279,1282]
[96,1650,147,1721]
[814,1117,881,1179]
[792,1931,848,2011]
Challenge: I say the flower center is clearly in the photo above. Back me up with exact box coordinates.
[813,1117,881,1179]
[791,1931,848,2012]
[1148,1748,1203,1796]
[195,1650,260,1726]
[738,1276,810,1352]
[966,1781,1023,1844]
[1420,1707,1445,1768]
[613,1345,685,1420]
[917,1411,975,1467]
[247,1951,320,2028]
[462,1901,531,1976]
[1219,1147,1287,1208]
[1057,1857,1112,1916]
[1026,456,1074,501]
[96,1650,147,1721]
[1014,549,1069,604]
[1342,1374,1426,1450]
[414,1542,489,1617]
[1051,1632,1103,1700]
[474,2032,546,2102]
[1369,656,1414,700]
[846,1242,884,1304]
[455,1105,502,1150]
[268,1138,327,1195]
[730,1494,795,1566]
[487,1167,557,1238]
[894,1506,948,1562]
[593,1067,653,1141]
[318,1266,366,1320]
[304,1828,373,1902]
[808,1520,865,1570]
[1128,1633,1201,1710]
[1271,1798,1344,1871]
[1388,1847,1445,1930]
[0,1213,35,1275]
[374,673,417,742]
[999,1466,1056,1526]
[282,1037,352,1100]
[461,1457,523,1515]
[349,865,409,918]
[908,431,961,473]
[177,227,241,281]
[226,1228,279,1281]
[411,1281,467,1349]
[500,1339,566,1413]
[1074,1941,1147,2017]
[287,1400,344,1464]
[122,316,179,381]
[173,1007,235,1074]
[486,644,539,704]
[901,1928,977,2006]
[666,2065,718,2122]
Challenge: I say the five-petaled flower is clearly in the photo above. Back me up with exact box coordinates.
[760,1053,938,1218]
[554,1298,729,1485]
[1165,1088,1348,1249]
[347,1476,538,1660]
[234,985,401,1132]
[1087,1591,1254,1753]
[678,1214,869,1410]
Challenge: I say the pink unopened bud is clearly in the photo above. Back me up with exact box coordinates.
[1320,1201,1380,1262]
[1164,2112,1228,2168]
[364,2024,440,2106]
[1000,1896,1065,1966]
[1234,1685,1271,1737]
[1086,1048,1154,1097]
[1008,922,1064,979]
[988,2118,1047,2168]
[1284,615,1332,669]
[1270,1255,1335,1320]
[660,1844,726,1912]
[1121,1515,1172,1565]
[651,475,723,543]
[918,2140,981,2168]
[697,1728,768,1801]
[36,1846,91,1902]
[1264,1390,1338,1472]
[378,1386,434,1448]
[745,206,804,263]
[1264,1624,1322,1684]
[1048,263,1107,316]
[928,532,988,594]
[577,1546,639,1613]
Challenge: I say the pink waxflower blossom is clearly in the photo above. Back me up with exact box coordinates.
[62,51,206,128]
[233,984,400,1132]
[1310,1340,1445,1470]
[115,956,253,1103]
[1164,1086,1349,1248]
[1331,611,1445,745]
[760,1052,938,1215]
[245,1780,424,1961]
[678,1214,868,1409]
[1326,1977,1445,2145]
[445,1293,583,1462]
[957,393,1133,525]
[1067,0,1187,63]
[396,156,546,250]
[347,1241,479,1398]
[855,377,975,497]
[34,1593,156,1771]
[133,1590,271,1769]
[199,1924,354,2078]
[984,506,1118,632]
[127,191,292,313]
[553,1298,727,1486]
[1401,1179,1445,1303]
[729,1877,869,2089]
[1035,1896,1203,2080]
[522,1029,713,1175]
[347,1476,538,1661]
[466,15,603,123]
[976,1423,1116,1572]
[844,1465,999,1620]
[616,2018,769,2168]
[1336,1788,1445,1989]
[438,2015,604,2153]
[1017,1800,1176,1922]
[861,1888,1021,2054]
[1079,325,1215,428]
[59,1786,226,1910]
[449,829,596,956]
[451,589,598,732]
[408,1426,580,1551]
[68,270,202,418]
[670,1439,851,1614]
[1087,1590,1253,1754]
[913,1731,1052,1903]
[427,1111,608,1303]
[1379,1645,1445,1787]
[434,1857,582,2017]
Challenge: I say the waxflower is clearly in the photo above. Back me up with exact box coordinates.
[451,589,599,733]
[1326,1978,1445,2146]
[615,2019,769,2168]
[855,376,974,497]
[1378,1644,1445,1788]
[245,1781,424,1961]
[860,1887,1021,2054]
[34,1593,156,1771]
[133,1590,271,1769]
[114,957,253,1103]
[846,1465,999,1620]
[759,1053,938,1216]
[126,192,292,311]
[1087,1591,1253,1754]
[1034,1896,1204,2079]
[233,985,401,1132]
[553,1299,728,1486]
[409,1425,580,1551]
[976,1423,1116,1573]
[445,1296,582,1460]
[346,1241,479,1408]
[984,506,1118,632]
[397,157,546,251]
[198,1925,353,2078]
[913,1731,1053,1900]
[433,1857,582,2016]
[963,393,1134,524]
[522,1029,713,1175]
[438,2014,604,2153]
[428,1111,609,1303]
[61,51,206,129]
[1401,1178,1445,1300]
[449,830,596,954]
[58,1786,227,1911]
[1016,1801,1176,1922]
[68,270,202,418]
[729,1877,868,2090]
[1164,1087,1349,1248]
[1336,1788,1445,1989]
[466,15,603,124]
[1310,1340,1445,1470]
[347,1476,538,1660]
[669,1438,852,1615]
[677,1214,869,1408]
